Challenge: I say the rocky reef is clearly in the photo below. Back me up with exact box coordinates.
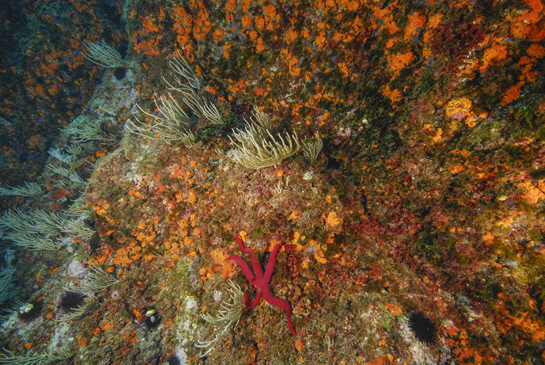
[0,0,544,364]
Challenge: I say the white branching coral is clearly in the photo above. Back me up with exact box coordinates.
[3,234,62,251]
[180,87,223,125]
[166,51,201,90]
[229,122,301,169]
[57,295,98,321]
[48,148,75,164]
[196,280,244,357]
[83,41,123,68]
[127,93,195,144]
[66,121,116,144]
[72,266,119,293]
[270,176,290,195]
[0,209,93,251]
[163,51,222,125]
[302,132,323,164]
[244,106,272,131]
[0,209,64,236]
[59,217,94,241]
[65,144,83,156]
[177,128,196,148]
[0,116,11,127]
[130,50,224,144]
[46,147,88,189]
[65,195,91,219]
[46,163,85,186]
[0,182,43,197]
[0,268,16,304]
[0,347,72,364]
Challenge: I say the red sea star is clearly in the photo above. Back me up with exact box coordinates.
[228,236,296,335]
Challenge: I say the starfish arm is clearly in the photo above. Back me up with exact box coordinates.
[262,242,284,284]
[228,254,257,284]
[250,252,264,281]
[244,290,251,307]
[247,289,262,307]
[235,237,264,280]
[262,287,296,336]
[235,236,254,255]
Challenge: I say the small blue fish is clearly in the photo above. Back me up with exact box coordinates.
[38,118,43,123]
[75,50,78,56]
[137,38,140,44]
[14,60,17,64]
[79,93,83,98]
[95,37,98,41]
[55,15,60,21]
[70,89,74,94]
[99,79,103,84]
[70,12,74,18]
[95,80,99,84]
[426,56,435,67]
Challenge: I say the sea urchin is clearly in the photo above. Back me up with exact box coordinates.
[59,291,86,312]
[408,311,438,345]
[114,67,127,80]
[166,354,181,365]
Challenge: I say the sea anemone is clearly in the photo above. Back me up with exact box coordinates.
[18,299,43,322]
[59,291,86,312]
[408,311,438,345]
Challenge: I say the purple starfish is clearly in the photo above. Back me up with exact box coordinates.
[228,236,296,335]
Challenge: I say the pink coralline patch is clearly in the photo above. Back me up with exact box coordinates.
[67,259,89,279]
[337,127,352,138]
[450,111,466,120]
[445,97,476,125]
